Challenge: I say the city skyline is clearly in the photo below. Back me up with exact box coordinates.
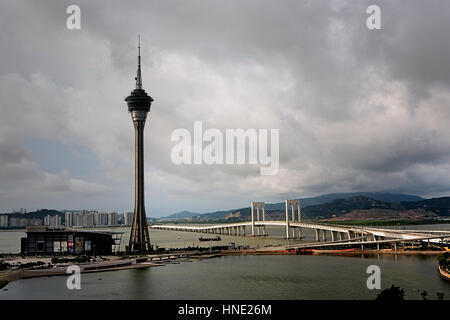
[1,1,450,217]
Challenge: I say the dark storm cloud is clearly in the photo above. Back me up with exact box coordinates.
[0,0,450,215]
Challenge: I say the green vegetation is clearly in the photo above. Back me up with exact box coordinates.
[51,255,91,264]
[438,252,450,272]
[304,196,450,219]
[0,260,11,271]
[1,260,47,270]
[0,280,9,290]
[325,219,448,226]
[0,209,66,229]
[18,261,46,269]
[375,285,445,300]
[375,285,405,301]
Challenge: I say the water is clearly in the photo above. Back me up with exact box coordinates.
[1,254,448,300]
[1,224,449,300]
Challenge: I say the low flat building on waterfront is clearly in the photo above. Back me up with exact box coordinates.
[21,226,122,256]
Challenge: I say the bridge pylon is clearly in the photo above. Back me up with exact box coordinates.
[251,202,266,237]
[285,199,301,239]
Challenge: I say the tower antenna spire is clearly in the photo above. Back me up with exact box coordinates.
[136,35,143,90]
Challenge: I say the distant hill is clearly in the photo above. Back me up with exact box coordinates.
[1,209,65,223]
[159,192,426,221]
[160,210,201,220]
[401,197,450,217]
[262,192,423,211]
[300,196,450,219]
[3,209,64,219]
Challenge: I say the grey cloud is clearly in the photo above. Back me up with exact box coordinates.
[0,0,450,215]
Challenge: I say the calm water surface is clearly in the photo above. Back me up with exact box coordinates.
[1,254,449,300]
[1,224,449,300]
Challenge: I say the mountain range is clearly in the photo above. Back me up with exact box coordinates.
[160,192,450,222]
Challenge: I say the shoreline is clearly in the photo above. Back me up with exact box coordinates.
[0,252,220,284]
[0,260,161,283]
[438,265,450,281]
[222,248,446,256]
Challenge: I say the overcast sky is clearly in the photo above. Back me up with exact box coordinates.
[1,0,450,217]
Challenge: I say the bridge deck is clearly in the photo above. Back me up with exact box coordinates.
[150,221,450,242]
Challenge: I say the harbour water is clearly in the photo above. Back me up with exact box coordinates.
[1,224,450,300]
[1,254,449,300]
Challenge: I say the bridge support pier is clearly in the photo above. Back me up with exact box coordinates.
[331,231,337,242]
[322,229,327,241]
[315,229,320,242]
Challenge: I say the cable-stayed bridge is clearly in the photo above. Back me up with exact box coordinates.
[151,200,450,249]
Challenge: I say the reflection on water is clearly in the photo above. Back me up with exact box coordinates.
[1,254,449,300]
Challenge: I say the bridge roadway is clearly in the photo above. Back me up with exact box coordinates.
[263,234,450,252]
[151,221,365,240]
[150,220,450,244]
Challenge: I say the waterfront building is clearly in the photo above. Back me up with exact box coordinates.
[108,212,119,226]
[22,226,117,255]
[8,217,43,228]
[94,212,108,226]
[74,212,83,226]
[65,212,74,227]
[44,215,62,227]
[28,218,42,226]
[123,212,134,226]
[0,215,8,227]
[72,212,94,227]
[10,217,28,227]
[84,212,94,227]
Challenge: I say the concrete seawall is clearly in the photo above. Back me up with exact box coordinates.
[0,259,161,283]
